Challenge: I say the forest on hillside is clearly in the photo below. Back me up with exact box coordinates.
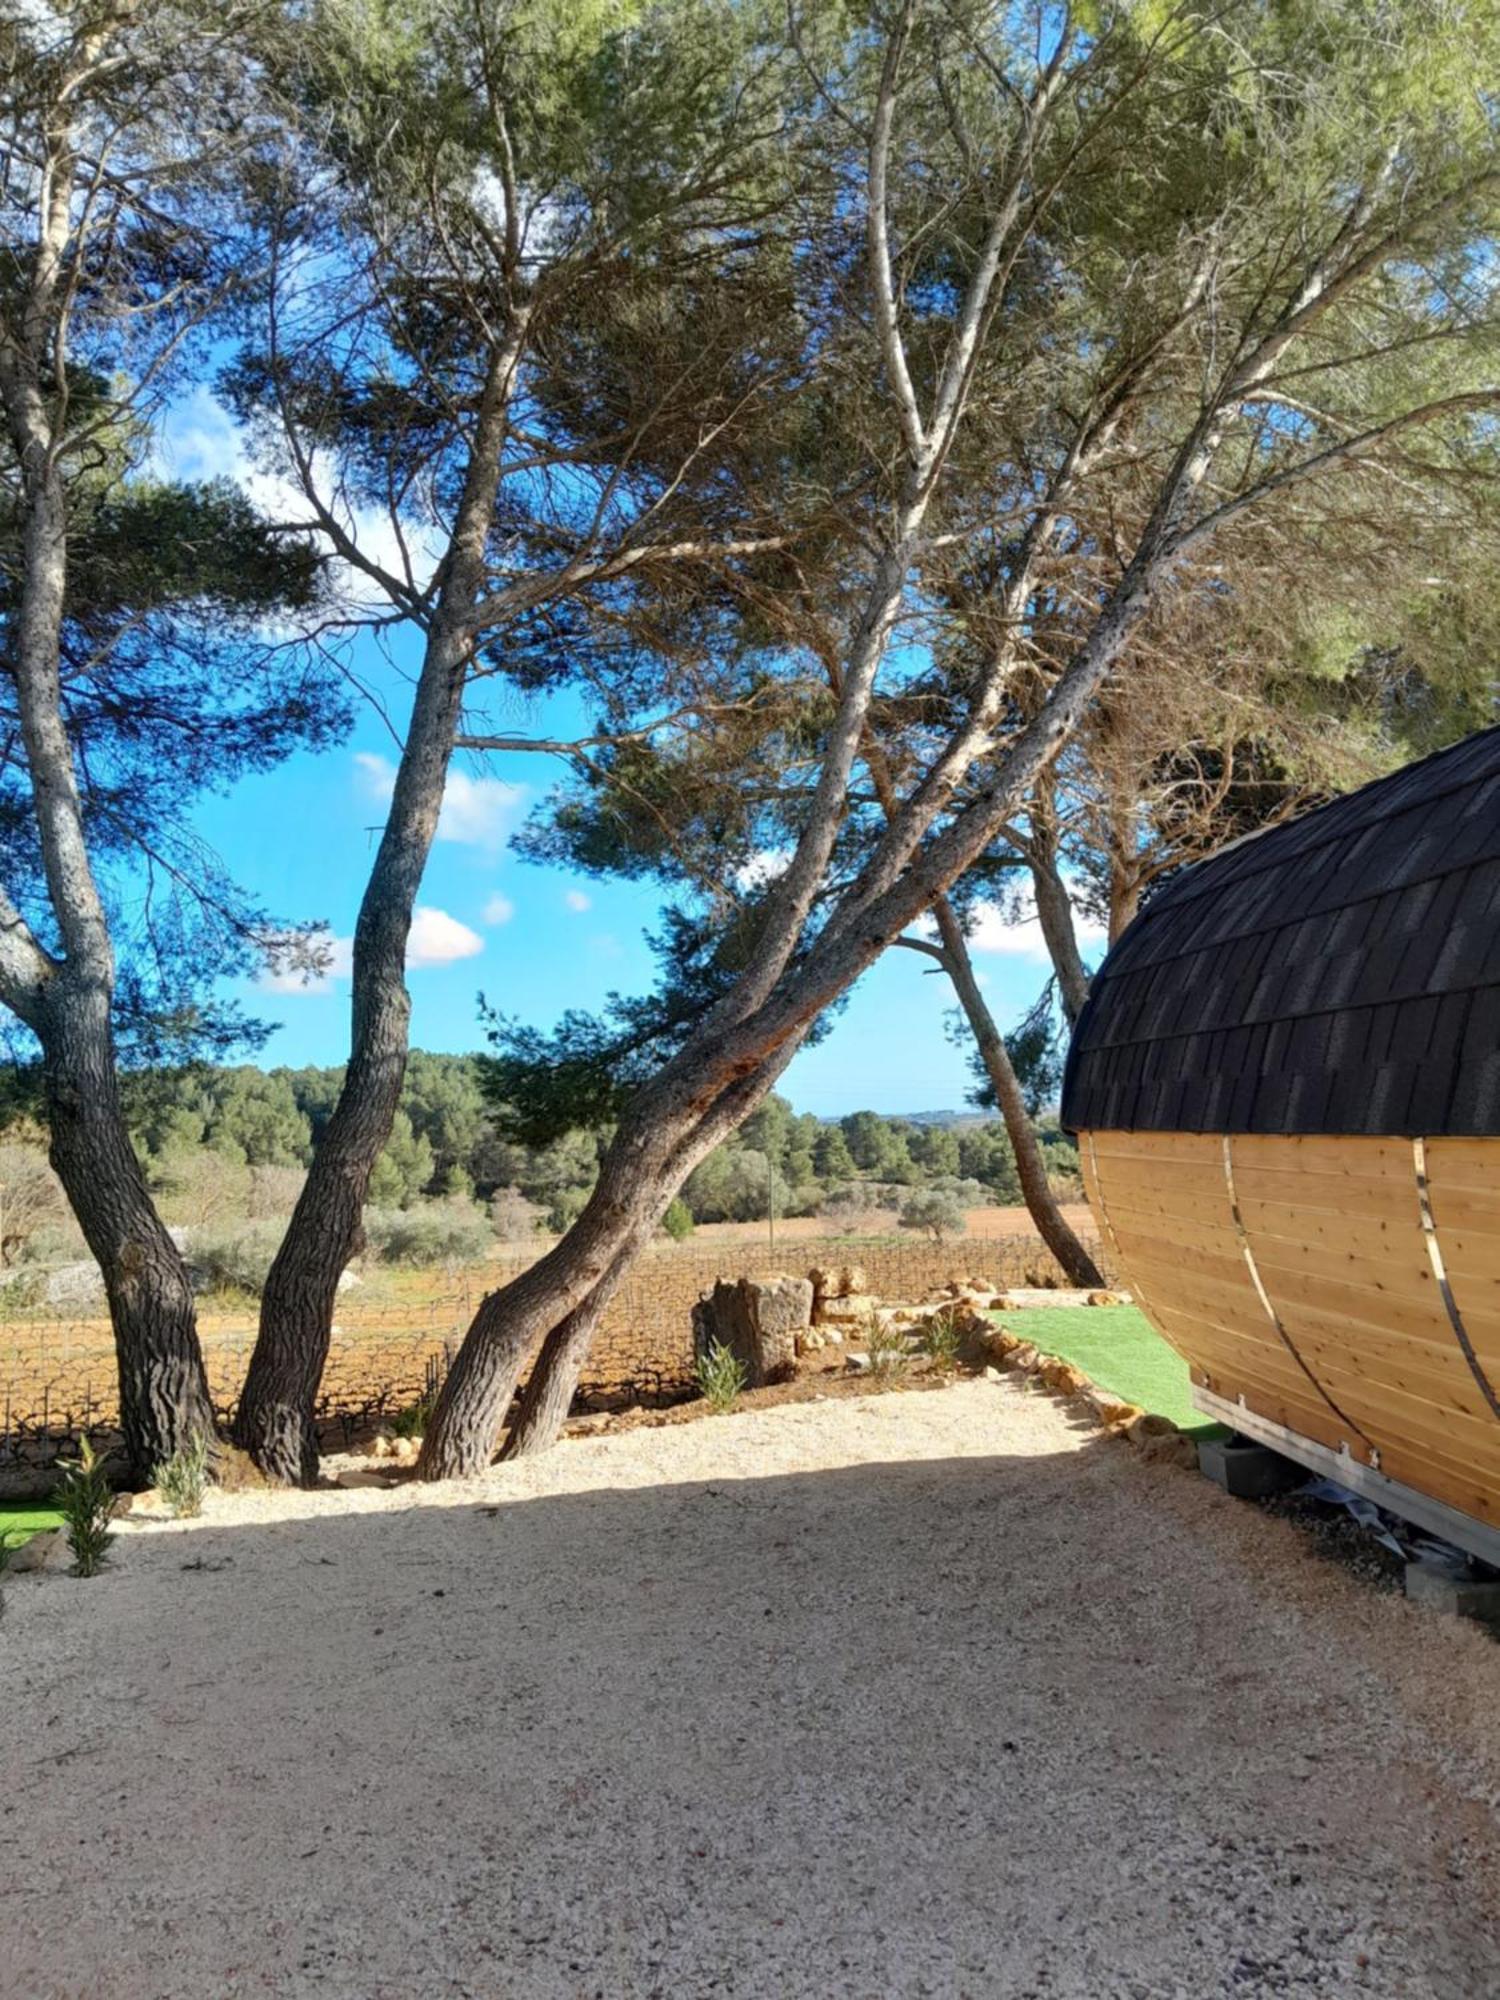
[0,1052,1075,1301]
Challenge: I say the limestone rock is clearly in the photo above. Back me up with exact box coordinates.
[692,1274,813,1388]
[795,1329,827,1357]
[1038,1359,1091,1397]
[1087,1289,1131,1307]
[814,1292,878,1328]
[1138,1431,1198,1471]
[809,1263,867,1301]
[1125,1412,1179,1447]
[7,1527,66,1573]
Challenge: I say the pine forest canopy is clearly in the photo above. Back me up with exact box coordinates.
[1,0,1497,1482]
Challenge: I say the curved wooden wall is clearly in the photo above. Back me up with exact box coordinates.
[1080,1129,1500,1530]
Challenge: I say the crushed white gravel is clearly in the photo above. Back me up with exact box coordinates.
[3,1377,1499,1999]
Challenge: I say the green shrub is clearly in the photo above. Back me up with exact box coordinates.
[54,1437,115,1577]
[154,1431,211,1518]
[188,1221,283,1299]
[364,1201,492,1267]
[661,1198,694,1241]
[390,1395,433,1439]
[864,1310,910,1377]
[917,1309,962,1371]
[898,1185,968,1242]
[694,1340,747,1413]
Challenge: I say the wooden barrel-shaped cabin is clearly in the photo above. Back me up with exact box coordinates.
[1061,727,1500,1564]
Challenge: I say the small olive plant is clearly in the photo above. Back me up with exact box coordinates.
[694,1339,748,1413]
[54,1437,116,1577]
[153,1431,211,1519]
[864,1309,910,1378]
[917,1309,962,1372]
[390,1394,434,1440]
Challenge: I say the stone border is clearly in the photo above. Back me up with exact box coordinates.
[981,1319,1200,1472]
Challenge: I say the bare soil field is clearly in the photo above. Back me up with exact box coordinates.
[684,1200,1095,1247]
[4,1378,1498,1998]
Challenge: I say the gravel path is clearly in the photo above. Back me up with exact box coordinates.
[3,1379,1499,1999]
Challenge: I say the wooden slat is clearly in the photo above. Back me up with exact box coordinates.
[1078,1125,1500,1533]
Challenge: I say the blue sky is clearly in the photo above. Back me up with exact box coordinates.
[167,391,1101,1116]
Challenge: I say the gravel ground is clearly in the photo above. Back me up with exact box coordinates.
[3,1378,1499,2000]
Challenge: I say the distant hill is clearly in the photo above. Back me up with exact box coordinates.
[818,1108,988,1128]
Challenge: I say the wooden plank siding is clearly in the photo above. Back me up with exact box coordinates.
[1083,1128,1500,1530]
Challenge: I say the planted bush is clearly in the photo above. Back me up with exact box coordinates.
[694,1340,747,1413]
[54,1437,115,1577]
[154,1431,211,1518]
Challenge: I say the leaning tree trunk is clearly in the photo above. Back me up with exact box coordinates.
[235,344,523,1484]
[418,1165,683,1478]
[41,980,218,1481]
[419,1054,789,1478]
[498,1274,622,1459]
[930,898,1104,1288]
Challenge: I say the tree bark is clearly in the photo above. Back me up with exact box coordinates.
[0,259,217,1481]
[1028,842,1092,1022]
[926,898,1102,1287]
[40,978,218,1480]
[234,338,525,1483]
[497,1279,619,1459]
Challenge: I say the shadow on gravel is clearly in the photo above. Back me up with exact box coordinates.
[4,1432,1497,2000]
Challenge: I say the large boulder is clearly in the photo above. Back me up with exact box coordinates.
[692,1275,813,1388]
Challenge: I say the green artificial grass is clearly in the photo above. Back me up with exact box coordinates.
[990,1303,1225,1439]
[0,1500,63,1552]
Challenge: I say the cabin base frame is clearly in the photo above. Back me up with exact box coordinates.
[1191,1385,1500,1572]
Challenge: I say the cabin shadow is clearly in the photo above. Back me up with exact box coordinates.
[7,1430,1497,1999]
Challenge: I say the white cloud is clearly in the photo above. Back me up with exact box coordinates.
[256,905,480,993]
[965,886,1108,962]
[732,847,793,893]
[257,935,353,995]
[481,891,515,926]
[156,388,445,611]
[406,906,484,966]
[564,888,592,913]
[355,752,525,851]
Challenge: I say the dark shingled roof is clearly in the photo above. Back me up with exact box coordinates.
[1060,725,1500,1137]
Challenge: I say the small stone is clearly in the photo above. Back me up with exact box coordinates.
[982,1365,1003,1382]
[814,1292,878,1326]
[1138,1432,1198,1471]
[795,1329,827,1357]
[1125,1412,1179,1447]
[846,1352,872,1373]
[1039,1360,1090,1397]
[1087,1289,1130,1307]
[7,1528,66,1573]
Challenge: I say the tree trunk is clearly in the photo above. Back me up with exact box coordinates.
[498,1281,617,1460]
[235,341,524,1483]
[929,898,1103,1288]
[418,1165,683,1478]
[41,979,217,1480]
[1029,846,1092,1023]
[419,1056,789,1478]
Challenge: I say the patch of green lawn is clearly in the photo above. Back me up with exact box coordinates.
[991,1304,1225,1438]
[0,1499,63,1551]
